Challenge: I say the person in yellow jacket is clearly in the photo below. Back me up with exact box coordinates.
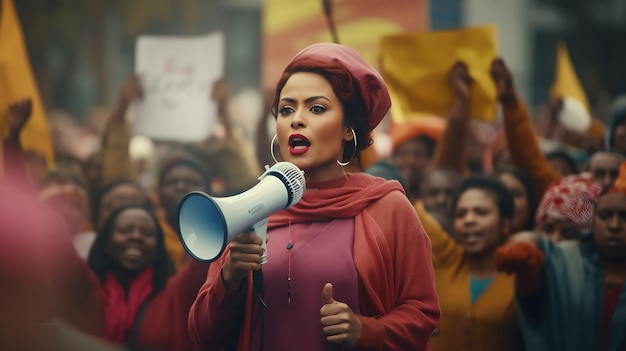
[156,150,213,271]
[416,175,524,351]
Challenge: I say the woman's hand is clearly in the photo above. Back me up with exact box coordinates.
[495,231,542,275]
[490,58,517,106]
[449,61,472,104]
[221,232,264,291]
[320,283,362,348]
[111,75,143,124]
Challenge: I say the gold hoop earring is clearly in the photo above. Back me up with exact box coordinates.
[270,134,279,164]
[337,129,357,167]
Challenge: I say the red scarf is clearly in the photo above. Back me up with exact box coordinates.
[234,173,404,350]
[269,173,403,225]
[103,267,154,344]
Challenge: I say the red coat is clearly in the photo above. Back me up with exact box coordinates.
[82,253,208,350]
[135,258,209,351]
[189,173,440,350]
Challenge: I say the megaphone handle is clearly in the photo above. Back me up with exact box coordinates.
[250,218,269,264]
[253,269,265,297]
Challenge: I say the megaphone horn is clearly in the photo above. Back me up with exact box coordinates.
[177,161,306,263]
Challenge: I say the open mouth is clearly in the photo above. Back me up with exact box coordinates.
[605,238,623,248]
[461,232,483,244]
[124,247,143,260]
[288,134,311,155]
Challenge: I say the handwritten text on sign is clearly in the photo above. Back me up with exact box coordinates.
[134,32,224,142]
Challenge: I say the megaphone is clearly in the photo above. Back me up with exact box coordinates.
[177,161,306,263]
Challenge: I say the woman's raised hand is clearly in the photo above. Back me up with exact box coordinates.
[111,75,144,124]
[490,58,517,106]
[449,61,472,104]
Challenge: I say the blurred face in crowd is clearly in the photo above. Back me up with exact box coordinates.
[589,152,624,193]
[98,183,147,229]
[493,147,512,171]
[105,207,158,272]
[421,170,459,216]
[593,193,626,263]
[392,138,433,190]
[498,172,529,233]
[159,164,207,221]
[275,72,351,182]
[454,188,507,255]
[539,220,581,242]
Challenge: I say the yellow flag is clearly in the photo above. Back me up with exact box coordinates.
[0,0,55,175]
[550,41,590,112]
[380,25,499,123]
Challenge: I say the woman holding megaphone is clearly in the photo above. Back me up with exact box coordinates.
[188,43,440,351]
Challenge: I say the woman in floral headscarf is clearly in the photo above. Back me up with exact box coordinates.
[534,173,602,242]
[495,161,626,351]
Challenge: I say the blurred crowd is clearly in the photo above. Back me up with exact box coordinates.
[1,42,626,350]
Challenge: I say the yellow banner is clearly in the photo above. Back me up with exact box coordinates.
[262,0,428,89]
[0,0,55,173]
[380,25,499,123]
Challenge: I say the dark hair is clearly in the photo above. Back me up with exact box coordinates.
[545,150,579,175]
[271,58,372,162]
[452,175,515,222]
[419,168,463,194]
[40,165,86,188]
[495,167,539,231]
[158,156,213,191]
[364,159,409,197]
[87,204,171,292]
[90,178,151,228]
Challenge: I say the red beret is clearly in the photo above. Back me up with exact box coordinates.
[288,43,391,132]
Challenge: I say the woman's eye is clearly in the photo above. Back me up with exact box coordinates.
[117,226,133,234]
[279,106,294,116]
[141,228,156,238]
[475,208,489,216]
[310,104,326,113]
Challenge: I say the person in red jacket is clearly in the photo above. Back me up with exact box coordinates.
[188,43,440,351]
[88,204,209,351]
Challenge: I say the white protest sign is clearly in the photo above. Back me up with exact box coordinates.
[134,32,224,142]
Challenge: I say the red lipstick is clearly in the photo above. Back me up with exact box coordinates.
[288,134,311,155]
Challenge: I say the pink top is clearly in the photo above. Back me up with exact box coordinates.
[251,219,360,351]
